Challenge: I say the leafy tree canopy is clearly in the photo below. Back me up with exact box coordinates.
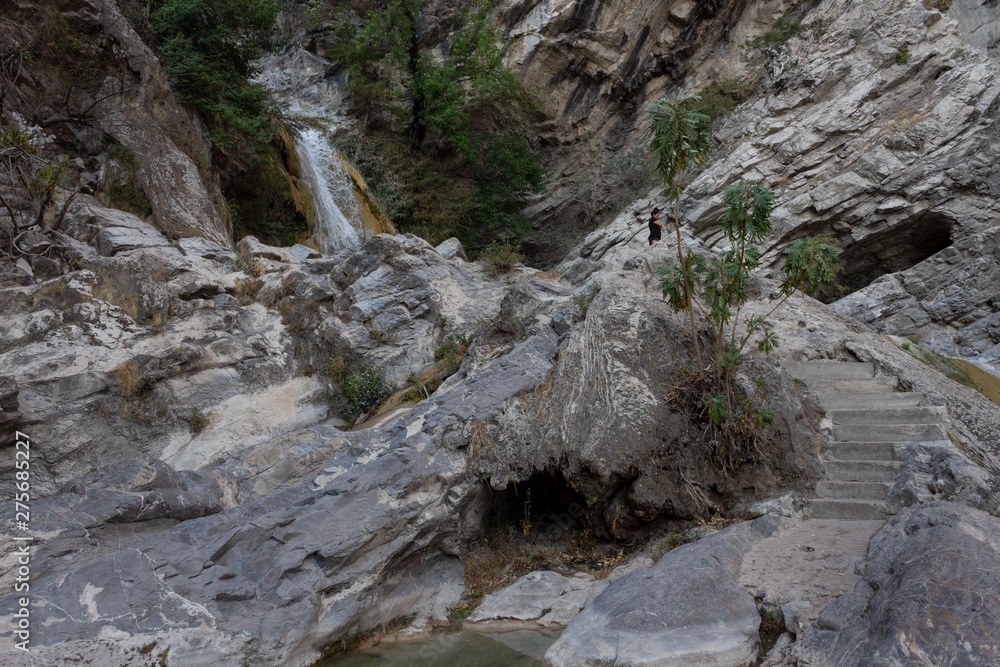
[154,0,281,151]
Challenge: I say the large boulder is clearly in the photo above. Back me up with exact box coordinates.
[545,517,783,666]
[798,501,1000,666]
[473,242,824,537]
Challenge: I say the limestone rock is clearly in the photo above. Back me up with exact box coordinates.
[474,242,823,537]
[0,328,560,667]
[545,518,779,667]
[435,237,469,261]
[467,571,609,630]
[95,0,230,244]
[797,502,1000,666]
[887,443,1000,515]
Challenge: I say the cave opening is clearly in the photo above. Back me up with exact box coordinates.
[485,472,593,544]
[820,212,953,303]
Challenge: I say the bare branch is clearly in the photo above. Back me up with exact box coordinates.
[47,188,80,233]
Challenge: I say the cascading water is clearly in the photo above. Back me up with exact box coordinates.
[255,47,370,252]
[295,127,362,253]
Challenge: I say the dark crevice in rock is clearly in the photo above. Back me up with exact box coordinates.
[486,472,593,541]
[830,212,954,302]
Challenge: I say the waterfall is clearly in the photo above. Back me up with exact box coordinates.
[255,47,372,253]
[295,127,362,253]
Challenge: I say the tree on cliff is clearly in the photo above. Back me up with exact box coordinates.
[153,0,281,152]
[651,93,840,464]
[328,0,544,245]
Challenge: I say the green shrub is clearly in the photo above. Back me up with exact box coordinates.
[339,368,388,422]
[320,356,388,423]
[656,179,840,470]
[896,43,911,65]
[478,242,523,276]
[573,285,600,320]
[329,0,544,245]
[741,18,828,68]
[189,407,211,433]
[693,78,757,122]
[434,334,472,373]
[153,0,280,151]
[472,133,545,243]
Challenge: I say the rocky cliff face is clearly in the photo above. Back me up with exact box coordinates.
[550,2,1000,375]
[1,0,231,245]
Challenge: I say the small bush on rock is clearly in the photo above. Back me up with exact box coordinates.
[478,242,523,276]
[339,368,388,422]
[896,43,911,65]
[189,407,211,433]
[321,356,388,424]
[434,333,472,373]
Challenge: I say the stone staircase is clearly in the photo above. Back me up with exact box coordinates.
[784,361,951,521]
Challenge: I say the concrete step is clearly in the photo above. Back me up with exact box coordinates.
[824,460,903,482]
[784,362,875,379]
[827,406,949,426]
[816,480,892,501]
[826,442,896,461]
[801,377,898,394]
[817,393,923,410]
[833,423,948,443]
[805,499,890,521]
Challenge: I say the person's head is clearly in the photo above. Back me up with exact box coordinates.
[651,207,661,218]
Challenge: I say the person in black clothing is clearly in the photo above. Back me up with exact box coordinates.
[648,207,663,245]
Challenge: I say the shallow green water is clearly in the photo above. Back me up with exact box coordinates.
[321,628,561,667]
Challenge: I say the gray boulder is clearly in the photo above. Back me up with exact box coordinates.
[473,250,823,537]
[799,502,1000,666]
[545,518,781,666]
[467,571,609,630]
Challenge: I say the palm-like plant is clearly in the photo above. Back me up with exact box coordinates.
[649,92,711,371]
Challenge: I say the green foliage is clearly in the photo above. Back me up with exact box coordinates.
[189,407,211,433]
[334,132,476,244]
[434,334,472,373]
[573,285,600,320]
[741,18,829,67]
[414,0,536,151]
[153,0,280,151]
[340,368,388,421]
[478,242,523,276]
[895,43,911,66]
[321,356,388,423]
[329,0,544,246]
[692,78,757,122]
[780,236,841,296]
[649,91,711,370]
[0,117,68,245]
[471,133,546,241]
[305,0,326,27]
[658,181,840,468]
[328,0,416,125]
[649,93,711,200]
